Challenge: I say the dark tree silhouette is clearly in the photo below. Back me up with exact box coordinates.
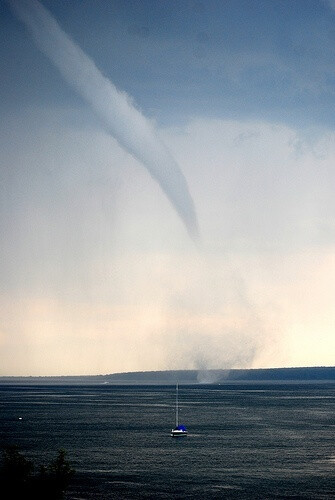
[44,449,75,498]
[1,445,34,496]
[0,446,75,499]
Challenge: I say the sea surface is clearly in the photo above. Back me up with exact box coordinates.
[0,383,334,499]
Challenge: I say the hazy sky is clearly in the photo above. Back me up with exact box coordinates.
[1,0,335,376]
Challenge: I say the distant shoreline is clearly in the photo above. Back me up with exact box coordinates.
[0,366,334,385]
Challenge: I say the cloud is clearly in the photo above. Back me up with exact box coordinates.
[165,118,335,252]
[1,110,335,374]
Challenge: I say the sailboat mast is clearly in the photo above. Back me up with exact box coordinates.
[176,383,179,427]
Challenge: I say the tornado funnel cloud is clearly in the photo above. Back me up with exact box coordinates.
[9,0,199,240]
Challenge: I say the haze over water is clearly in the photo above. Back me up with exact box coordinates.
[1,383,335,499]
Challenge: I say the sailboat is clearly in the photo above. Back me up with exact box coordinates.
[171,383,188,437]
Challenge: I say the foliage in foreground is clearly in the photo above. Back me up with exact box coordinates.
[0,446,75,499]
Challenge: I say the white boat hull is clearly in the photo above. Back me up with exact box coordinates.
[171,429,188,437]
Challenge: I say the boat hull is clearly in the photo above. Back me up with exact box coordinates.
[171,429,188,437]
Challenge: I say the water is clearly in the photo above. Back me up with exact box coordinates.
[1,383,335,499]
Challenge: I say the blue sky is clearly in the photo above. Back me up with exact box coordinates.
[1,0,335,375]
[2,0,334,126]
